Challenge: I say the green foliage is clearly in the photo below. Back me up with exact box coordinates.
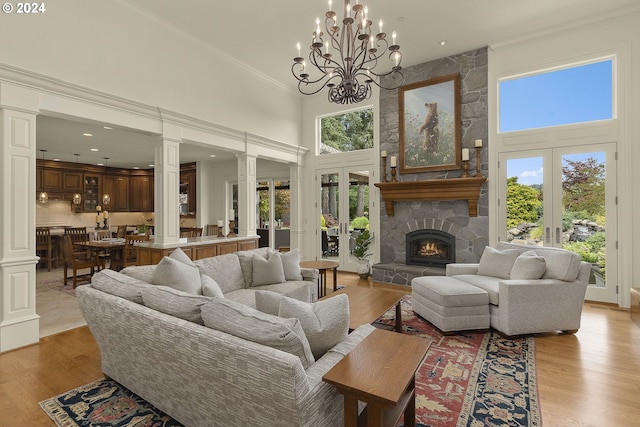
[351,229,374,260]
[529,224,544,240]
[564,242,600,263]
[506,177,542,228]
[562,156,605,217]
[320,109,374,153]
[350,216,369,230]
[564,232,606,278]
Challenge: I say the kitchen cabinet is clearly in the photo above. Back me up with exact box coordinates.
[103,174,130,212]
[129,172,154,212]
[179,163,196,217]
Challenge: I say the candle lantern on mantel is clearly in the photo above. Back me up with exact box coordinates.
[474,139,483,176]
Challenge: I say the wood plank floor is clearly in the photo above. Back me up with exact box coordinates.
[1,272,638,426]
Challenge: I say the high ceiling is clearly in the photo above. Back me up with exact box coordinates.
[36,0,639,168]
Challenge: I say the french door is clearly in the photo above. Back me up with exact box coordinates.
[317,167,372,272]
[498,143,617,303]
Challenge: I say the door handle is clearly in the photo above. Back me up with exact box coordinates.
[556,227,561,244]
[545,227,550,244]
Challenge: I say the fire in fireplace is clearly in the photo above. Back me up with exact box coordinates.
[406,229,456,267]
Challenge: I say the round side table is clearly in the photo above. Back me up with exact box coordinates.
[299,260,339,298]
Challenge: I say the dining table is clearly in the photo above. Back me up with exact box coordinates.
[81,238,126,271]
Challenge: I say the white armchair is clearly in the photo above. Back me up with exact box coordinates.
[445,242,590,336]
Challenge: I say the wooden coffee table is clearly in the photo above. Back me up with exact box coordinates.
[323,328,430,427]
[322,286,405,332]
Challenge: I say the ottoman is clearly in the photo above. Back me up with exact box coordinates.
[411,276,490,332]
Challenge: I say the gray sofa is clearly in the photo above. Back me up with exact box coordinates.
[412,242,590,336]
[121,247,319,305]
[77,247,377,426]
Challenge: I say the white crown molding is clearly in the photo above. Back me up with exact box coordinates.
[0,61,302,159]
[489,3,640,52]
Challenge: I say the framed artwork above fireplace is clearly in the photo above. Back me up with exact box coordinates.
[398,73,461,173]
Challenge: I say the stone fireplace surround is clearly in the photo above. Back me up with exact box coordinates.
[374,47,489,287]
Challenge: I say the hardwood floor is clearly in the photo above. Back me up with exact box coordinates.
[1,272,638,427]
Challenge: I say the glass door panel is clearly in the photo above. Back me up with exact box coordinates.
[318,168,371,272]
[500,144,617,303]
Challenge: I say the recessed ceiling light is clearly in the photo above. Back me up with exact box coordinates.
[90,148,99,152]
[97,163,104,166]
[133,166,140,169]
[148,164,155,167]
[83,133,93,137]
[209,154,216,158]
[439,40,447,46]
[53,158,61,161]
[103,126,112,130]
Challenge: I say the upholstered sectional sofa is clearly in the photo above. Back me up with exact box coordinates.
[412,242,591,336]
[77,247,376,426]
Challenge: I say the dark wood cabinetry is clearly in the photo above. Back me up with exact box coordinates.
[103,174,130,211]
[129,172,154,212]
[179,163,196,217]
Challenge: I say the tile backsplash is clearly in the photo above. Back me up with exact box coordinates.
[36,200,154,229]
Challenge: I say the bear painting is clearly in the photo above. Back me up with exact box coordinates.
[418,102,440,154]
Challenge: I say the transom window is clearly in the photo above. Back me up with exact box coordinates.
[499,59,613,133]
[319,108,374,155]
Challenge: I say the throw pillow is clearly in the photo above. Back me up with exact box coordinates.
[278,294,350,360]
[201,298,315,369]
[201,274,224,298]
[280,248,303,281]
[91,269,152,304]
[510,250,547,280]
[141,286,212,325]
[477,246,520,279]
[254,290,283,315]
[152,247,202,294]
[251,251,286,287]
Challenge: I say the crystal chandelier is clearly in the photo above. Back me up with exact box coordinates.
[292,0,403,104]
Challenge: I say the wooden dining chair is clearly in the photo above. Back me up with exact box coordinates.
[65,227,88,252]
[122,234,150,268]
[36,227,56,271]
[116,225,128,238]
[179,227,203,238]
[206,224,220,237]
[60,235,102,288]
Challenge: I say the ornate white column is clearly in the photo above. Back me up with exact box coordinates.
[288,150,305,251]
[0,83,40,352]
[237,152,257,237]
[153,134,181,245]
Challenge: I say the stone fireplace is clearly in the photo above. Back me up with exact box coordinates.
[406,229,456,267]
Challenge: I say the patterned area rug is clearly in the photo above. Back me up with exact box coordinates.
[377,295,540,427]
[39,379,181,427]
[41,277,79,296]
[40,296,540,427]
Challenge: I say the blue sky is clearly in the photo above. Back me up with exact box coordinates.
[501,60,611,185]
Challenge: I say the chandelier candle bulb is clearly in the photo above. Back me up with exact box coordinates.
[392,31,397,44]
[475,139,483,147]
[462,148,470,161]
[379,19,383,33]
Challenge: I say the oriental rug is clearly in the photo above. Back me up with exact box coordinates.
[40,296,540,427]
[377,295,541,427]
[41,277,78,296]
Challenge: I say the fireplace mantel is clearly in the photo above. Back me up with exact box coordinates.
[374,176,487,217]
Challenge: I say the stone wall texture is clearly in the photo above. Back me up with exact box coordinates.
[378,47,489,271]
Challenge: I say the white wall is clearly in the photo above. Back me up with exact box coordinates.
[488,10,640,307]
[0,0,302,145]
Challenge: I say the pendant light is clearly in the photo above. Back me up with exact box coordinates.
[38,149,48,203]
[72,154,82,205]
[102,157,111,205]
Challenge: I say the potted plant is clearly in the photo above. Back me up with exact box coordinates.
[351,229,374,279]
